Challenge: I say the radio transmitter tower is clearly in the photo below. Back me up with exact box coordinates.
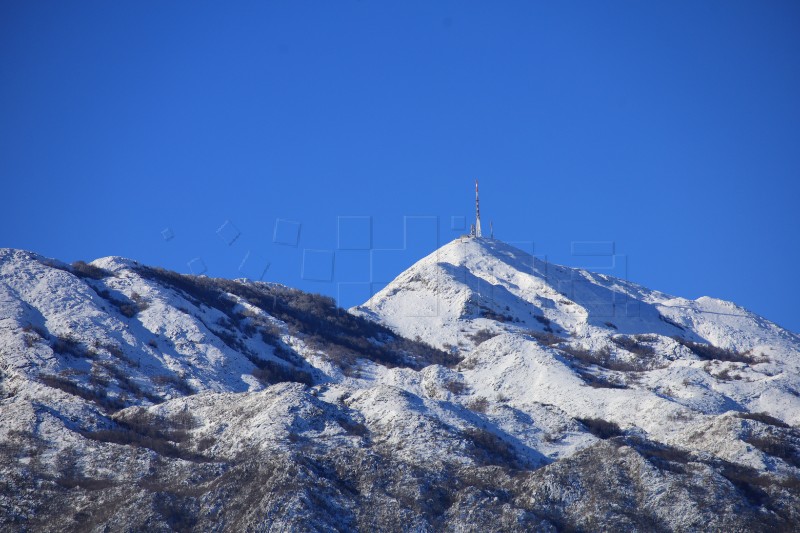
[474,179,482,238]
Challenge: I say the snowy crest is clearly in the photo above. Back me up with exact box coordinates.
[2,242,800,530]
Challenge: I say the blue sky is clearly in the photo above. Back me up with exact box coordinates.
[2,1,799,331]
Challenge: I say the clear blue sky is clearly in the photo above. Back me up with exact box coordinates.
[2,1,799,331]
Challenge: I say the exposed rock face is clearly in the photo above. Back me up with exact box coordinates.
[1,241,799,531]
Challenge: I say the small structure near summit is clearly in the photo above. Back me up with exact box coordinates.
[473,179,482,237]
[469,180,491,239]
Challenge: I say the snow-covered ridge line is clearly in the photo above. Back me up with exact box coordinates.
[1,242,800,531]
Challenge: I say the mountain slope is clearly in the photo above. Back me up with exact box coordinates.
[356,237,800,430]
[1,242,800,531]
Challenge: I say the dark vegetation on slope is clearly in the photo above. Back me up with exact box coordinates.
[574,367,628,389]
[554,344,642,388]
[251,359,314,387]
[38,373,126,412]
[47,259,115,282]
[735,412,791,429]
[37,364,185,412]
[69,261,115,281]
[519,332,652,388]
[525,330,563,346]
[477,305,515,323]
[611,335,656,358]
[528,330,766,387]
[152,374,195,395]
[658,313,686,331]
[136,266,459,372]
[742,428,800,469]
[566,336,661,371]
[49,334,96,360]
[81,408,211,462]
[462,427,524,469]
[673,337,761,364]
[39,324,191,409]
[469,328,499,346]
[92,289,149,319]
[35,262,456,408]
[576,417,624,439]
[5,413,799,533]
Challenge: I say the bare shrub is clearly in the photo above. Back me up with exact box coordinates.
[611,336,655,357]
[444,381,468,395]
[673,337,757,364]
[171,408,199,432]
[99,290,149,319]
[576,368,627,389]
[39,373,125,411]
[338,417,369,437]
[89,365,110,387]
[212,326,251,355]
[23,323,48,338]
[467,396,489,413]
[463,427,521,469]
[626,435,693,474]
[659,314,685,330]
[71,261,113,280]
[718,462,772,507]
[558,344,600,365]
[744,434,800,468]
[469,329,498,346]
[259,322,283,344]
[196,436,216,451]
[479,306,514,323]
[152,374,195,395]
[82,416,207,462]
[576,417,623,439]
[533,315,551,329]
[457,357,477,371]
[94,361,151,402]
[51,335,95,359]
[715,368,735,381]
[130,291,149,312]
[22,331,39,348]
[560,344,649,372]
[117,303,138,318]
[526,330,564,346]
[735,412,790,429]
[90,339,135,366]
[251,359,313,386]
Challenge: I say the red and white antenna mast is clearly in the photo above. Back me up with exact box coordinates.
[474,179,482,238]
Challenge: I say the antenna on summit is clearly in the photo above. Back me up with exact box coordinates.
[474,179,482,238]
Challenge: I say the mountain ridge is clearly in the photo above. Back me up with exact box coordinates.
[1,242,799,531]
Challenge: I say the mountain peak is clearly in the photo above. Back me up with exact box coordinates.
[2,246,800,530]
[360,236,795,351]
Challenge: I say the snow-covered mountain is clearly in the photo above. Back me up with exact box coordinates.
[1,240,799,531]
